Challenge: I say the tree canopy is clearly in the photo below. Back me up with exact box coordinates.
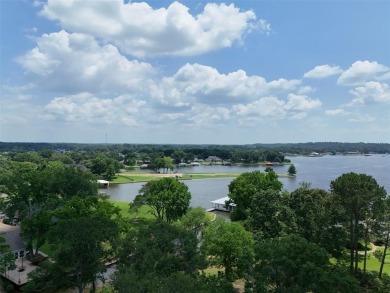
[228,170,283,221]
[202,218,254,281]
[331,172,386,273]
[133,177,191,222]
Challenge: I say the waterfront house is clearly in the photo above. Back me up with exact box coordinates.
[205,156,222,163]
[210,197,236,212]
[97,179,109,188]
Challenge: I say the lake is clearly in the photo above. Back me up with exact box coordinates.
[100,154,390,210]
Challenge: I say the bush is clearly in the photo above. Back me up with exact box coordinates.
[4,283,15,293]
[29,254,47,266]
[374,238,386,246]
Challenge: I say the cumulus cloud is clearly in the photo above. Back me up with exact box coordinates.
[304,64,343,79]
[337,60,390,86]
[17,30,156,94]
[151,63,300,107]
[40,0,267,57]
[284,94,322,110]
[297,86,316,94]
[44,92,145,125]
[189,106,231,126]
[348,114,376,123]
[349,81,390,105]
[232,94,321,124]
[325,109,350,116]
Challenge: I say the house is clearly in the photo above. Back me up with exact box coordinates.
[97,180,109,188]
[0,222,25,260]
[205,156,222,163]
[210,197,236,212]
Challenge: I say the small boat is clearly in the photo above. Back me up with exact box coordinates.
[266,162,273,166]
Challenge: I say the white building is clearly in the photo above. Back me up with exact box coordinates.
[210,197,236,212]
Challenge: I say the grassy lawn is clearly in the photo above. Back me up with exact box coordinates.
[109,200,155,220]
[111,171,293,183]
[358,247,390,275]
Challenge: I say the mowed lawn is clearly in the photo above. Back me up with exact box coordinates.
[110,171,293,184]
[358,247,390,275]
[110,200,155,220]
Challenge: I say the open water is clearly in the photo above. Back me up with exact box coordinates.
[100,154,390,210]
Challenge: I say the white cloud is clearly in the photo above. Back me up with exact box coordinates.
[349,82,390,105]
[44,92,145,125]
[233,96,286,118]
[337,60,390,86]
[189,106,231,126]
[266,79,301,92]
[17,30,156,94]
[232,93,320,124]
[284,94,322,110]
[304,64,343,79]
[348,114,376,123]
[289,112,308,120]
[325,109,350,116]
[151,63,300,107]
[40,0,266,57]
[297,86,316,94]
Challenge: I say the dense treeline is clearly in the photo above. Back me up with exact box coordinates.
[1,146,288,180]
[1,141,389,154]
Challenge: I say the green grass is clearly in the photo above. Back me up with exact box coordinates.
[111,174,136,183]
[38,240,54,256]
[111,171,293,183]
[109,200,155,220]
[358,247,390,275]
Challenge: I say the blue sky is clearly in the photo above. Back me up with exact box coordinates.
[1,0,389,144]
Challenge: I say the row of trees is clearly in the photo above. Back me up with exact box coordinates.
[2,148,289,180]
[1,141,389,155]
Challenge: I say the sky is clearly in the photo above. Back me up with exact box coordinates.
[1,0,389,145]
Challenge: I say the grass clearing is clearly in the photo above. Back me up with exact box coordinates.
[358,247,390,275]
[109,200,155,220]
[111,171,292,184]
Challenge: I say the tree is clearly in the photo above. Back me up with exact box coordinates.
[112,271,234,293]
[45,197,120,293]
[114,221,206,292]
[176,207,212,239]
[171,150,185,164]
[1,161,98,256]
[331,173,386,273]
[134,177,191,222]
[287,187,347,258]
[245,189,295,240]
[228,170,283,221]
[0,237,16,275]
[377,197,390,279]
[251,234,359,293]
[123,152,137,166]
[202,218,254,281]
[87,154,120,180]
[23,261,72,293]
[288,164,296,176]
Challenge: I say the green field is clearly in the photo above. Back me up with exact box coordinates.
[110,171,294,184]
[110,200,155,220]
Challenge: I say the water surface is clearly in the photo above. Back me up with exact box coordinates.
[101,154,390,209]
